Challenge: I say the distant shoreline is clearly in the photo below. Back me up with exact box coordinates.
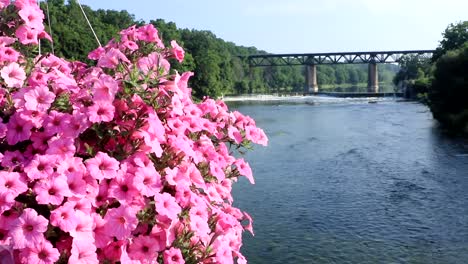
[221,93,401,102]
[221,94,308,102]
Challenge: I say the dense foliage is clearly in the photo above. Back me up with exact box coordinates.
[38,0,398,98]
[429,42,468,133]
[394,20,468,134]
[432,21,468,62]
[0,0,268,263]
[392,54,432,100]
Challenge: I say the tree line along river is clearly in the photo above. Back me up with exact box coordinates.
[229,97,468,264]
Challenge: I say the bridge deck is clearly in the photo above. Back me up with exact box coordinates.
[247,50,435,66]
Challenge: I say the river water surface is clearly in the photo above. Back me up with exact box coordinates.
[229,97,468,264]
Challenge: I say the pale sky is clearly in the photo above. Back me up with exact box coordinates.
[78,0,467,54]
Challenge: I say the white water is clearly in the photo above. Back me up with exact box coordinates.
[222,94,396,105]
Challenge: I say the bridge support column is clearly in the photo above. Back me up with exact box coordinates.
[368,62,379,93]
[305,64,318,94]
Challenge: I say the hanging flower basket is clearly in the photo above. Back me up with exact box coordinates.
[0,1,267,263]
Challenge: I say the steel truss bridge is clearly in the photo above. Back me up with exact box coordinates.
[246,50,435,94]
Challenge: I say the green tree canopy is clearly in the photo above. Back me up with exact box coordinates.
[432,21,468,62]
[39,1,399,97]
[428,43,468,133]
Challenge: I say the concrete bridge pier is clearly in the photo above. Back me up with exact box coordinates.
[305,64,319,94]
[368,62,379,93]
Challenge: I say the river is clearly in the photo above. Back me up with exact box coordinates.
[228,96,468,264]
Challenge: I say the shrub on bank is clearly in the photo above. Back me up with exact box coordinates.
[428,42,468,134]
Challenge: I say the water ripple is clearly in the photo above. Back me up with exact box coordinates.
[231,100,468,263]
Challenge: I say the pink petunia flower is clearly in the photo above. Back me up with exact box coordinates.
[163,247,185,264]
[92,180,110,208]
[209,162,225,182]
[245,125,268,146]
[63,112,90,138]
[15,25,39,45]
[133,166,162,197]
[43,110,70,136]
[154,193,181,221]
[92,74,118,102]
[108,173,139,203]
[10,208,48,249]
[189,215,211,242]
[0,36,15,46]
[101,240,124,262]
[87,101,115,123]
[64,171,87,197]
[234,158,254,184]
[49,203,79,232]
[66,197,92,213]
[0,47,20,63]
[88,46,105,60]
[1,150,25,168]
[18,109,46,128]
[227,126,243,144]
[128,235,159,263]
[46,136,76,158]
[170,40,185,63]
[69,240,98,264]
[57,156,85,176]
[85,151,119,181]
[69,210,94,241]
[143,115,165,155]
[242,212,254,236]
[27,70,50,87]
[6,113,33,145]
[23,85,56,111]
[97,48,130,69]
[104,205,138,240]
[213,240,234,264]
[0,171,27,197]
[30,131,51,152]
[188,197,209,221]
[92,213,112,248]
[120,245,141,264]
[136,24,164,48]
[34,175,71,205]
[14,0,37,9]
[121,40,139,51]
[0,192,15,214]
[24,154,57,180]
[20,239,60,264]
[18,4,44,30]
[1,62,26,88]
[137,52,170,76]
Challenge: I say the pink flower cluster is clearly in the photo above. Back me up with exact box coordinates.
[0,1,267,264]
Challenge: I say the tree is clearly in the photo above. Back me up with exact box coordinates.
[317,72,331,86]
[37,0,400,98]
[39,0,134,62]
[393,55,431,84]
[318,66,335,85]
[433,21,468,62]
[348,67,359,84]
[334,66,348,84]
[150,19,180,46]
[428,43,468,133]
